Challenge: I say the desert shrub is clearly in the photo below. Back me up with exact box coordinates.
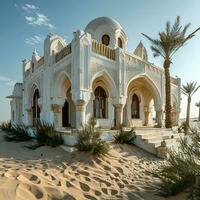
[4,124,32,142]
[35,120,63,147]
[0,121,12,132]
[114,125,136,144]
[178,121,189,134]
[153,128,200,197]
[76,117,109,156]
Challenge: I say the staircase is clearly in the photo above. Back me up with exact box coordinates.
[133,127,184,155]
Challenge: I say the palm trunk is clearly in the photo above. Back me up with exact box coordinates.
[164,59,172,128]
[186,96,191,132]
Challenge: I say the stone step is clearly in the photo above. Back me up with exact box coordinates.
[140,133,180,140]
[149,138,178,148]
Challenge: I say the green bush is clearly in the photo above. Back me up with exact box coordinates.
[0,121,12,132]
[4,124,32,142]
[114,125,136,144]
[153,127,200,197]
[76,117,109,156]
[35,120,63,147]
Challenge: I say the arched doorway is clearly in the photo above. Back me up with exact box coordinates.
[32,89,40,126]
[62,100,69,127]
[131,94,140,118]
[124,75,162,127]
[93,86,107,118]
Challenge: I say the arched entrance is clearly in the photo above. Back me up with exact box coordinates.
[62,100,69,127]
[131,94,140,118]
[32,89,40,126]
[89,71,116,128]
[124,75,162,127]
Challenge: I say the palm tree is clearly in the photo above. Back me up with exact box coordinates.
[142,16,200,128]
[195,101,200,121]
[182,82,200,131]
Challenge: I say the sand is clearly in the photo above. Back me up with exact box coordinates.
[0,130,187,200]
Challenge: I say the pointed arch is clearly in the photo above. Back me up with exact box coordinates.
[126,74,162,106]
[54,71,71,98]
[90,70,117,98]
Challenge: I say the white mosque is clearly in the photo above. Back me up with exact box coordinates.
[8,17,181,130]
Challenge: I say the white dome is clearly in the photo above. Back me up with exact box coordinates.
[85,17,127,50]
[85,17,123,32]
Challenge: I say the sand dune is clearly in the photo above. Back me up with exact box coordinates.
[0,130,186,200]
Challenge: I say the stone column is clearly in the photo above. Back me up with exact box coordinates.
[114,104,124,129]
[52,104,62,128]
[156,110,163,128]
[75,100,86,129]
[144,106,149,126]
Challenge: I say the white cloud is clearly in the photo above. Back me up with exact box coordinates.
[25,12,54,29]
[21,4,54,29]
[22,4,39,11]
[0,75,16,86]
[25,35,44,45]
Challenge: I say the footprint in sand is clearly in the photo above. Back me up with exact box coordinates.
[16,183,45,200]
[101,188,108,195]
[66,181,73,188]
[84,176,91,182]
[77,170,90,176]
[111,189,118,195]
[84,194,97,200]
[122,179,129,184]
[94,190,101,196]
[93,176,111,187]
[18,172,41,184]
[113,172,119,177]
[80,182,90,192]
[104,166,111,171]
[70,178,76,182]
[117,182,125,189]
[30,185,44,199]
[71,165,77,171]
[115,166,124,174]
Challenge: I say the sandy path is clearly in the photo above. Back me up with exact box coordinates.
[0,130,187,200]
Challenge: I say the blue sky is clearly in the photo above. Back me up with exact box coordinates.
[0,0,200,122]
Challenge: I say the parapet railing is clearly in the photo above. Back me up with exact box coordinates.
[126,53,163,73]
[55,43,72,63]
[92,40,115,60]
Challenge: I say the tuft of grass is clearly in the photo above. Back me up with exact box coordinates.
[178,121,190,134]
[76,117,109,156]
[0,121,12,132]
[152,127,200,197]
[35,120,63,147]
[3,124,32,142]
[114,125,136,144]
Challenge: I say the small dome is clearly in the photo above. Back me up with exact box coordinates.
[85,17,123,32]
[134,41,148,61]
[85,17,127,49]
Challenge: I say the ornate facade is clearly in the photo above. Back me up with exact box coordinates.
[8,17,181,129]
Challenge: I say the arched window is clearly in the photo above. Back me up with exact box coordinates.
[118,38,123,48]
[32,89,40,126]
[102,34,110,46]
[94,86,107,118]
[131,94,140,118]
